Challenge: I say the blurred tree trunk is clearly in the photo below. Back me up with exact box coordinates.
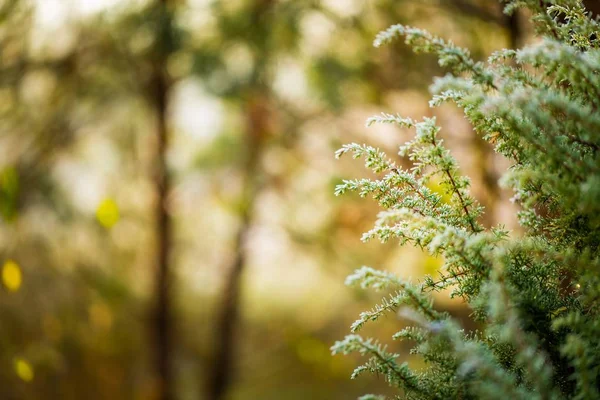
[151,0,174,399]
[207,94,270,400]
[207,2,274,398]
[584,1,600,17]
[504,8,521,49]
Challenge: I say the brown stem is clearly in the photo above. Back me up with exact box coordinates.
[430,135,480,233]
[426,270,469,291]
[448,171,479,232]
[391,167,438,214]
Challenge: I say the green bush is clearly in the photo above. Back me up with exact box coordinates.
[332,1,600,399]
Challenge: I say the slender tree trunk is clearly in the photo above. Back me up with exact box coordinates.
[151,1,173,399]
[206,1,274,397]
[207,213,251,400]
[207,92,270,400]
[153,73,173,400]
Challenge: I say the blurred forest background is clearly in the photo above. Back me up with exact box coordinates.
[0,0,580,399]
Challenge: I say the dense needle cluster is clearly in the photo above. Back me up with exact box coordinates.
[332,1,600,399]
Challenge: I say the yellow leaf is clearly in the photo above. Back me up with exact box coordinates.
[14,358,34,382]
[2,260,22,292]
[96,198,120,229]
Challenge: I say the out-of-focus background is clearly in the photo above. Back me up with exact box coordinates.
[0,0,528,399]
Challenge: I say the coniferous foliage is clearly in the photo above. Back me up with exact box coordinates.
[333,1,600,399]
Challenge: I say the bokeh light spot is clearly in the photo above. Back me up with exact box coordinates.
[14,358,34,382]
[96,198,120,228]
[2,260,22,292]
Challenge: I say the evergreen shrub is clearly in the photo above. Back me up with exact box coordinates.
[332,1,600,399]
